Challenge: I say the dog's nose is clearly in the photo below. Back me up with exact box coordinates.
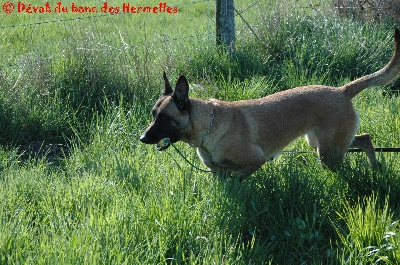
[139,134,148,143]
[140,132,158,144]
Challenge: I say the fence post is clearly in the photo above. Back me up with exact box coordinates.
[216,0,235,54]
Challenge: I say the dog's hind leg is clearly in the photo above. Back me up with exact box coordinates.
[306,129,347,170]
[350,133,380,169]
[314,128,354,171]
[317,145,346,171]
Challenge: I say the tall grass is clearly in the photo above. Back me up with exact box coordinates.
[1,0,400,264]
[336,194,400,264]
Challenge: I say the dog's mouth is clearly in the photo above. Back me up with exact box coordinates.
[156,138,171,151]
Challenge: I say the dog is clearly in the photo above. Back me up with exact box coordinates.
[140,28,400,177]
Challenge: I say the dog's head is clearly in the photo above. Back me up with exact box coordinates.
[140,72,191,150]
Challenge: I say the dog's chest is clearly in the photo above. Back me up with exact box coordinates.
[196,147,214,167]
[196,146,240,171]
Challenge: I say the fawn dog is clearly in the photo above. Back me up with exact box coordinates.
[140,29,400,177]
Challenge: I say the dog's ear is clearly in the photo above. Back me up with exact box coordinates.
[163,71,173,95]
[172,75,190,112]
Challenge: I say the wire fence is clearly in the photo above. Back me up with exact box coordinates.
[0,0,326,69]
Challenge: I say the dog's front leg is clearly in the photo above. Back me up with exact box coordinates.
[197,145,265,179]
[211,165,259,181]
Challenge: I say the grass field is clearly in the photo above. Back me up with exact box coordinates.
[1,0,400,264]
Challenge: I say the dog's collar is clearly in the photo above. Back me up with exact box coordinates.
[207,109,215,134]
[201,109,215,146]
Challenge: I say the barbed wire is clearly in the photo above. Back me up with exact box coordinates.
[234,0,260,17]
[174,0,210,6]
[0,31,217,69]
[0,13,115,29]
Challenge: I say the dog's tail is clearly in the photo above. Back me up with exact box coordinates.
[341,28,400,98]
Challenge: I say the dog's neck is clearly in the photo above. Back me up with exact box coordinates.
[182,98,216,147]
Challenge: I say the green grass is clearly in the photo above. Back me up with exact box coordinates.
[1,0,400,264]
[335,194,400,264]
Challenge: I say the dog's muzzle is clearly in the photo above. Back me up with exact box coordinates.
[139,133,171,151]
